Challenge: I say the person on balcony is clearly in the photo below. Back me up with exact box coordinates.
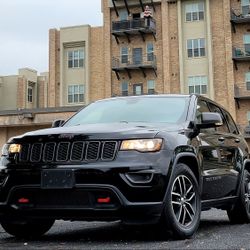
[143,5,152,27]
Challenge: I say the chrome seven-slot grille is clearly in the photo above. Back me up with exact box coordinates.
[18,141,118,163]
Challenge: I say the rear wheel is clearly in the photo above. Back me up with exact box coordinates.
[162,163,201,239]
[227,169,250,224]
[1,219,55,239]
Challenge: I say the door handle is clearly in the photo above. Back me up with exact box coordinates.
[218,137,225,142]
[235,138,240,143]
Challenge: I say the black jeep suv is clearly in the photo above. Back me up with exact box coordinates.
[0,94,250,239]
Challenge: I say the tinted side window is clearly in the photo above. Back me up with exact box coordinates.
[196,100,215,132]
[207,103,229,133]
[222,109,239,135]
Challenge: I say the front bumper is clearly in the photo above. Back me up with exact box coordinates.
[0,184,164,224]
[0,150,172,224]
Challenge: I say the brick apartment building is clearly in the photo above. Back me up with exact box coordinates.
[101,0,250,141]
[1,0,250,149]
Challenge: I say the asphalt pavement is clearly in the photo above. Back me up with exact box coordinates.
[0,208,250,249]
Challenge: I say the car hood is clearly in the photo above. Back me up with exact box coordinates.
[11,122,184,142]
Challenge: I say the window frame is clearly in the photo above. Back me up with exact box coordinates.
[68,49,84,69]
[245,72,250,90]
[188,75,208,95]
[147,80,155,94]
[185,1,205,22]
[187,38,206,58]
[121,81,129,96]
[27,87,33,103]
[241,0,250,15]
[67,84,85,104]
[146,43,154,62]
[121,47,129,64]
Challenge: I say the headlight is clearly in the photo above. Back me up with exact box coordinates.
[120,139,163,152]
[1,144,9,156]
[8,144,21,154]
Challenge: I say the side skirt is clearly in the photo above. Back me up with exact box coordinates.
[201,196,238,211]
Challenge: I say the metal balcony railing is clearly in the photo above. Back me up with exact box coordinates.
[112,18,156,34]
[231,8,250,23]
[234,84,250,99]
[231,8,250,32]
[232,47,250,60]
[244,126,250,138]
[112,54,156,70]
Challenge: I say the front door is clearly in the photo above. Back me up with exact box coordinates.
[197,100,239,201]
[133,48,142,65]
[133,84,143,95]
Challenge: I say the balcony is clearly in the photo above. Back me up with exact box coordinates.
[111,0,157,17]
[243,126,250,139]
[234,84,250,108]
[231,8,250,32]
[232,47,250,70]
[112,54,157,80]
[112,18,156,43]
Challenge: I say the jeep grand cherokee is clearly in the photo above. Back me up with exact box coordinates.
[0,94,250,239]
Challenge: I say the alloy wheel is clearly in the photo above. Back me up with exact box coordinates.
[171,175,197,227]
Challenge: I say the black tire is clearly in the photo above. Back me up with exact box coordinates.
[227,169,250,224]
[1,219,55,239]
[162,163,201,239]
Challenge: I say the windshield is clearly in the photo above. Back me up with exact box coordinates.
[64,96,190,127]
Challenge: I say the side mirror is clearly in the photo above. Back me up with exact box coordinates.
[52,119,65,128]
[196,112,223,129]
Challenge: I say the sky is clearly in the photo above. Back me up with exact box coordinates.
[0,0,103,76]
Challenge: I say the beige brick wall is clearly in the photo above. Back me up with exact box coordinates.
[48,29,60,107]
[89,27,105,102]
[102,0,112,98]
[167,2,180,94]
[210,0,236,118]
[17,76,26,109]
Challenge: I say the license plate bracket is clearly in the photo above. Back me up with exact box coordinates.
[41,170,75,189]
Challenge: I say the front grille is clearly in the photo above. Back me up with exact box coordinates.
[30,143,43,162]
[19,140,118,164]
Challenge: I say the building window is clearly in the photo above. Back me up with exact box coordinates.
[119,9,128,21]
[185,2,205,22]
[187,38,205,58]
[246,72,250,90]
[241,0,250,15]
[147,43,154,61]
[243,34,250,54]
[121,47,128,64]
[147,80,155,94]
[188,76,208,95]
[247,111,250,125]
[121,82,128,96]
[68,84,84,103]
[68,49,84,68]
[27,87,33,103]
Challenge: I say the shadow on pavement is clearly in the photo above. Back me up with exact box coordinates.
[0,217,233,243]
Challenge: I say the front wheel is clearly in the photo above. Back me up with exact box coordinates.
[227,169,250,224]
[162,163,201,239]
[1,219,55,239]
